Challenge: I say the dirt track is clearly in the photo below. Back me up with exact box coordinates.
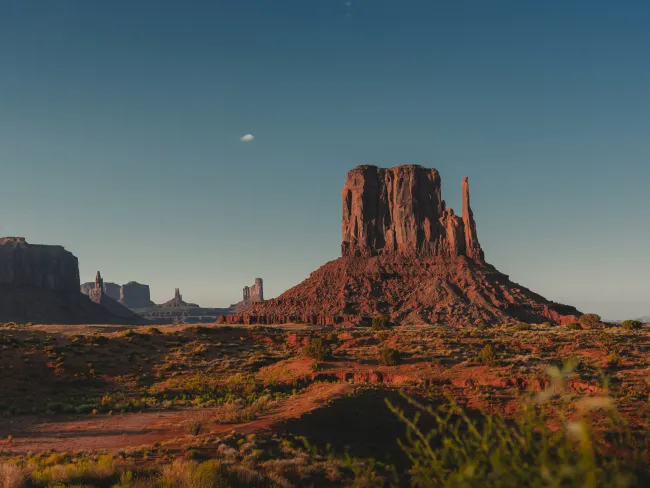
[0,382,351,454]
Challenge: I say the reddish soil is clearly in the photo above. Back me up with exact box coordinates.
[0,382,351,455]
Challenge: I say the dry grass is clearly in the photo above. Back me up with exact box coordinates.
[0,463,26,488]
[212,395,274,424]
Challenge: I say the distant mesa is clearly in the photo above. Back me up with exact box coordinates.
[227,165,581,326]
[121,281,154,309]
[0,237,143,324]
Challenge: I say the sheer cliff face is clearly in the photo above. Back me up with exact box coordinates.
[341,165,484,262]
[0,237,80,292]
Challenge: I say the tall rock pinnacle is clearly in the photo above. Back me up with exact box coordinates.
[341,165,484,262]
[462,177,484,262]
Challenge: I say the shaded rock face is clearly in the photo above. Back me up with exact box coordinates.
[0,238,143,324]
[232,164,580,326]
[341,165,484,261]
[0,237,80,292]
[120,281,153,309]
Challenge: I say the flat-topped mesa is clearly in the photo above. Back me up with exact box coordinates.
[341,165,484,261]
[0,237,80,292]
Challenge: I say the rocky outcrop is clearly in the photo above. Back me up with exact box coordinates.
[81,281,120,300]
[120,281,153,309]
[88,272,148,323]
[0,238,144,324]
[0,237,80,291]
[462,177,484,262]
[341,165,484,261]
[232,165,580,326]
[158,288,198,308]
[243,278,264,307]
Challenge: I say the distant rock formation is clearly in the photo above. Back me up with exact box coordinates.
[226,165,581,326]
[231,278,264,312]
[81,281,120,300]
[158,288,198,308]
[88,272,148,323]
[120,281,153,309]
[0,237,142,324]
[243,278,264,307]
[82,280,152,309]
[135,287,228,324]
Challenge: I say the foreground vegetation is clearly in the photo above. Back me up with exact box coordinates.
[2,361,650,487]
[2,320,650,486]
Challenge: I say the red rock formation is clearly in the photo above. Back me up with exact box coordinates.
[235,165,580,326]
[462,177,484,262]
[341,165,484,262]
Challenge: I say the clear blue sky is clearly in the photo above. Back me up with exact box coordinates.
[1,0,648,319]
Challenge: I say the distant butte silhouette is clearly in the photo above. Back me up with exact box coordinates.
[226,165,581,326]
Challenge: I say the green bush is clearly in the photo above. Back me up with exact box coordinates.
[579,313,602,329]
[621,320,642,330]
[302,337,332,361]
[606,351,622,368]
[371,313,392,331]
[568,322,582,330]
[477,343,497,365]
[378,347,402,366]
[386,363,641,488]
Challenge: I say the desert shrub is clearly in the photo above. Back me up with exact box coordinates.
[371,314,392,331]
[477,343,497,365]
[374,329,392,341]
[568,322,582,330]
[185,416,207,436]
[213,395,273,424]
[184,449,200,461]
[310,361,324,372]
[579,313,602,329]
[378,347,402,366]
[621,320,642,330]
[607,351,622,368]
[29,454,117,486]
[387,362,642,487]
[302,337,332,360]
[146,327,162,334]
[515,322,532,331]
[0,462,26,488]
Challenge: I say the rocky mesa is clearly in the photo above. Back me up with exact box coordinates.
[0,237,143,324]
[228,165,580,326]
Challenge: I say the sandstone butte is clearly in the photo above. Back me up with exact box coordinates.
[0,237,143,324]
[227,164,581,326]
